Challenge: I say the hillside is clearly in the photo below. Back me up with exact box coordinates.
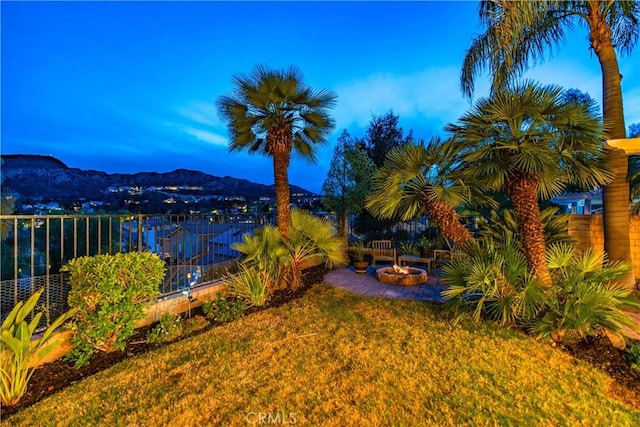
[1,154,314,202]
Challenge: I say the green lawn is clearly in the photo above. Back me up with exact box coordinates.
[7,284,640,426]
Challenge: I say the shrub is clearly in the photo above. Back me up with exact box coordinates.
[234,209,348,290]
[146,313,184,345]
[626,344,640,372]
[1,290,76,406]
[202,293,247,323]
[62,252,166,367]
[441,234,545,327]
[182,315,209,335]
[224,262,271,307]
[479,207,573,249]
[399,242,419,256]
[533,244,640,346]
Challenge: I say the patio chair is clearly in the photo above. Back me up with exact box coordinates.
[371,240,396,266]
[433,249,453,270]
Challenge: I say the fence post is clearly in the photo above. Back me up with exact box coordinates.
[137,214,143,251]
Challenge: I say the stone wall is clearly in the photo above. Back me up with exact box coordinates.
[568,215,640,277]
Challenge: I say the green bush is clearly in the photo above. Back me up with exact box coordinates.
[533,244,640,345]
[441,234,545,327]
[399,241,419,256]
[62,252,166,367]
[626,344,640,372]
[1,289,76,406]
[202,294,247,323]
[146,312,184,345]
[442,237,640,348]
[234,209,348,290]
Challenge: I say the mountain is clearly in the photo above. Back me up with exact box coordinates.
[1,154,314,201]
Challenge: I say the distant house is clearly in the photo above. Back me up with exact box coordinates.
[210,225,252,262]
[551,190,603,215]
[158,226,211,262]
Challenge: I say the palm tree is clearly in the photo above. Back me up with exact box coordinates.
[460,0,639,288]
[446,82,611,287]
[217,65,337,239]
[365,138,488,248]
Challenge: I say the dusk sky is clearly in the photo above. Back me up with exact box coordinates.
[2,1,639,194]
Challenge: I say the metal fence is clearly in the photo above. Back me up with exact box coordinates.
[0,213,275,328]
[0,212,450,328]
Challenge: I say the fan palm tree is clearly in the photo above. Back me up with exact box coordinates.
[217,65,337,239]
[365,138,489,248]
[460,0,639,288]
[446,83,611,287]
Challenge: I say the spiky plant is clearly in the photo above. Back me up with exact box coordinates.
[441,234,546,327]
[223,262,271,307]
[479,206,573,249]
[233,210,347,290]
[286,209,348,289]
[533,244,640,346]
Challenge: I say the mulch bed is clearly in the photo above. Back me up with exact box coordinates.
[3,264,640,416]
[561,335,640,409]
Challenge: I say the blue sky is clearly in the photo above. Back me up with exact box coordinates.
[2,1,639,194]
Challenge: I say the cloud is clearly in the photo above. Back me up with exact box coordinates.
[169,102,230,147]
[177,102,221,127]
[332,66,486,132]
[332,58,639,136]
[182,127,228,146]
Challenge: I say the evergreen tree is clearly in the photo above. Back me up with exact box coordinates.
[322,130,377,241]
[365,111,413,167]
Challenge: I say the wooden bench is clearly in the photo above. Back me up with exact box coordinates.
[397,255,435,274]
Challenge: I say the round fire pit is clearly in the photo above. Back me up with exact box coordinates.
[376,266,428,286]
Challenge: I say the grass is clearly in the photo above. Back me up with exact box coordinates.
[7,284,640,426]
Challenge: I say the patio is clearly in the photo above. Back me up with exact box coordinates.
[324,264,448,303]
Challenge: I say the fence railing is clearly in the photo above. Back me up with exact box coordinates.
[0,213,275,328]
[0,212,449,328]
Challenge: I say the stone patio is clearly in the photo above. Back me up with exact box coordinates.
[324,264,640,341]
[324,264,448,303]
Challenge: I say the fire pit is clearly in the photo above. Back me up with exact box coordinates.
[376,264,428,286]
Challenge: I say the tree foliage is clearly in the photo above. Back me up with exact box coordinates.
[460,0,639,287]
[322,130,377,238]
[364,110,413,167]
[216,65,336,239]
[460,0,640,98]
[447,82,611,286]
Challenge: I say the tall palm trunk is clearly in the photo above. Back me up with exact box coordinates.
[273,149,291,240]
[590,7,635,288]
[505,173,552,288]
[269,122,293,240]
